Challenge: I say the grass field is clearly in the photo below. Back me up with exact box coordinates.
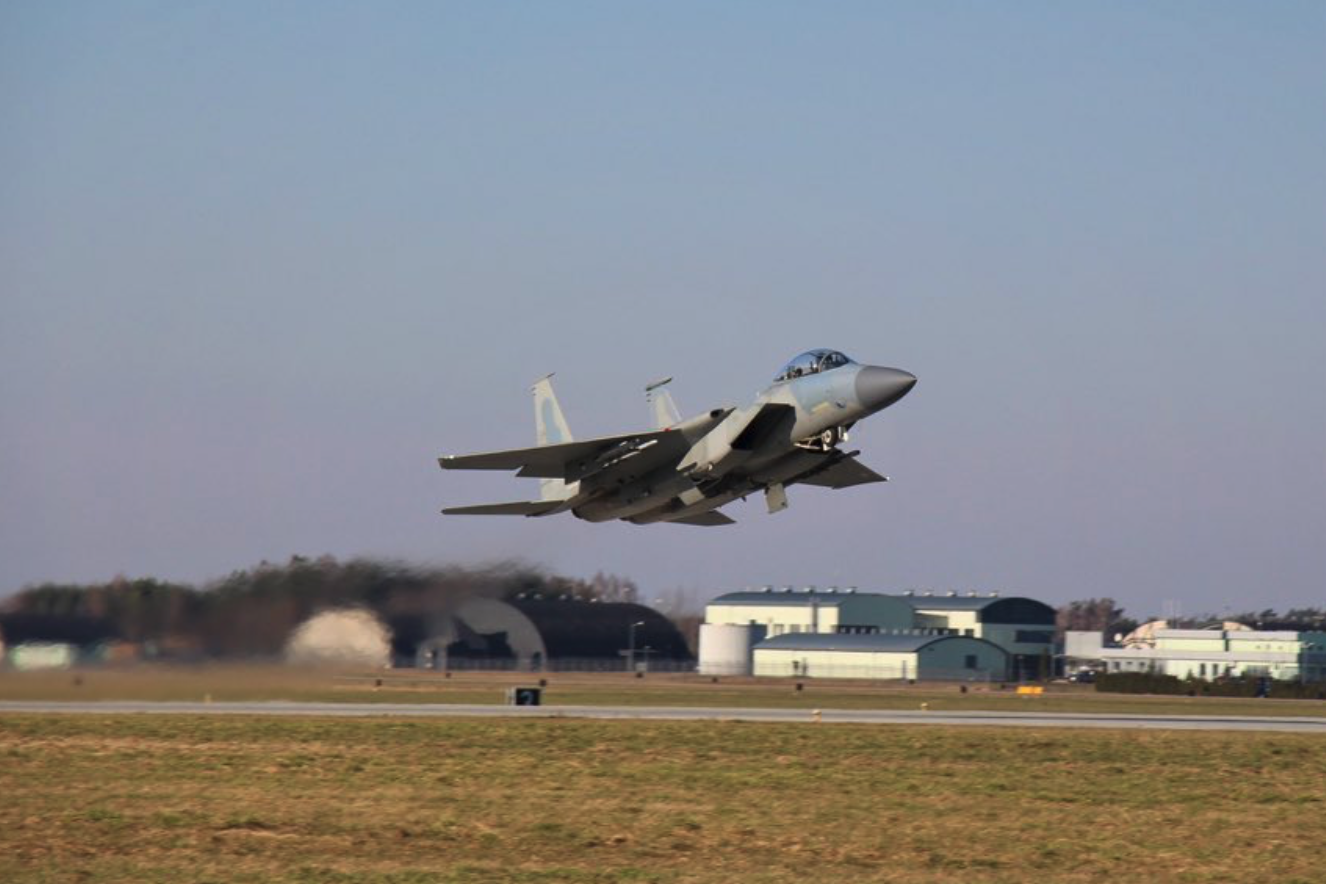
[2,713,1324,883]
[4,664,1326,719]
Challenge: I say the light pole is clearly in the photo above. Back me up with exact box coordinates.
[627,620,646,672]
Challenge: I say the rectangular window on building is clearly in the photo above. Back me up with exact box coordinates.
[963,629,974,637]
[1015,630,1054,644]
[964,655,978,669]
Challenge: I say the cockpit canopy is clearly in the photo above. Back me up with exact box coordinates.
[773,349,855,382]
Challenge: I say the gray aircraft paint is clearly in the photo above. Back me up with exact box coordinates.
[646,378,681,430]
[532,376,578,503]
[440,350,916,526]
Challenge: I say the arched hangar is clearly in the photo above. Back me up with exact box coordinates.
[414,597,690,670]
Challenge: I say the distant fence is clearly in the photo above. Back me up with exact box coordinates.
[425,657,698,674]
[411,658,1005,681]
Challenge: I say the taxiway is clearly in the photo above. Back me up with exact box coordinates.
[3,700,1324,732]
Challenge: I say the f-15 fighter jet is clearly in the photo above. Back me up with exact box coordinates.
[439,349,916,526]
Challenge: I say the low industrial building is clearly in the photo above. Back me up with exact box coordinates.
[698,587,1055,680]
[7,642,78,671]
[1090,627,1326,682]
[902,592,1056,679]
[0,612,119,670]
[753,633,1008,681]
[704,589,915,636]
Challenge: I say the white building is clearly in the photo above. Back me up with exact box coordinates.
[697,587,1055,680]
[753,633,1008,681]
[1097,628,1326,682]
[699,588,914,676]
[7,642,77,671]
[703,588,915,637]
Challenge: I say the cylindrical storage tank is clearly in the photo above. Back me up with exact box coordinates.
[698,623,764,676]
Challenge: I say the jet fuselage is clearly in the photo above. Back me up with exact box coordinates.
[570,359,915,524]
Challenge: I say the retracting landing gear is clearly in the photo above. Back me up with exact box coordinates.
[796,425,850,453]
[765,482,789,514]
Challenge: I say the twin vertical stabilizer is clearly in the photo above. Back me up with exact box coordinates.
[532,375,574,502]
[646,377,681,429]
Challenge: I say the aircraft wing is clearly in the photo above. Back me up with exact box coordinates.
[441,500,567,517]
[439,430,678,481]
[794,451,888,489]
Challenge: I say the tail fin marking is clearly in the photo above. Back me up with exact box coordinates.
[646,377,681,429]
[532,375,575,501]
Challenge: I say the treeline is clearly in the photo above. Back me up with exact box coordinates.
[1198,608,1326,631]
[1055,598,1136,638]
[1,556,642,658]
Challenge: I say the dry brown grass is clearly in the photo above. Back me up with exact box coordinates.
[1,713,1323,883]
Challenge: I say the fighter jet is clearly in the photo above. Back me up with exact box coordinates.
[438,349,916,526]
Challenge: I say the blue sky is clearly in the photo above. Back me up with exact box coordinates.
[2,2,1322,617]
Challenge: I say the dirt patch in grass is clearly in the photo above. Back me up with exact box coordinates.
[1,714,1323,883]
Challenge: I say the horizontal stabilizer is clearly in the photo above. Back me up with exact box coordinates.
[439,429,675,480]
[795,453,888,489]
[666,511,736,527]
[441,500,566,517]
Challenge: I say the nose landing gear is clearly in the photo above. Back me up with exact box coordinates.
[800,425,850,452]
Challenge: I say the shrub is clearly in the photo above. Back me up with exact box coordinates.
[1096,671,1326,699]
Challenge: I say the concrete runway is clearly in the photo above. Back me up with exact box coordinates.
[3,700,1326,732]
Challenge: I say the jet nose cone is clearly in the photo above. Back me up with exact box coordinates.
[855,366,917,412]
